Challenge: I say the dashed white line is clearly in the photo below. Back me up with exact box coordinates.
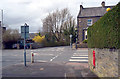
[50,55,59,61]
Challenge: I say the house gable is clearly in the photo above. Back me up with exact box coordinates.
[77,1,114,44]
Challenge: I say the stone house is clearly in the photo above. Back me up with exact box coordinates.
[77,1,114,44]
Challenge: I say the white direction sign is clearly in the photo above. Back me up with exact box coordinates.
[21,25,29,39]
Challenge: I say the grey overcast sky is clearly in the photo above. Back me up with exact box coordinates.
[0,0,119,33]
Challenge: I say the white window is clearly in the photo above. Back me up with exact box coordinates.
[87,19,92,26]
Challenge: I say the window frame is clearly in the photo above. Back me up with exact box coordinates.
[87,19,93,26]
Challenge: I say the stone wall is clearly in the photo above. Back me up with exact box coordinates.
[88,48,119,77]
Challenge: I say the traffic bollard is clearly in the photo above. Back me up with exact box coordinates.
[93,50,95,69]
[31,52,34,63]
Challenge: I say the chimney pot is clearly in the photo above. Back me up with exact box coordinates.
[101,1,105,7]
[80,5,83,10]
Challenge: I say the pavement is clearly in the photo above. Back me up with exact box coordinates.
[2,62,98,79]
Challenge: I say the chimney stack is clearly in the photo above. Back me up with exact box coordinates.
[80,5,83,10]
[101,1,105,7]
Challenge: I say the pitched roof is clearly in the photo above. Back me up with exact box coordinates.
[77,6,114,18]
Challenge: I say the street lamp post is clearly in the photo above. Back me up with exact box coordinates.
[75,27,78,49]
[70,34,72,48]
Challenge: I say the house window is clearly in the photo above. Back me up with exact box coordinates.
[87,19,92,26]
[79,19,81,23]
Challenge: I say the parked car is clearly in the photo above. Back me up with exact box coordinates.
[12,44,17,49]
[16,39,34,49]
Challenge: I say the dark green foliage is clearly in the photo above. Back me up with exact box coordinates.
[88,3,120,49]
[83,39,88,43]
[63,26,76,43]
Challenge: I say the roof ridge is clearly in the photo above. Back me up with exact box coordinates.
[83,5,115,9]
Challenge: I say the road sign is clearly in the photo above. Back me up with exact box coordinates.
[21,25,29,39]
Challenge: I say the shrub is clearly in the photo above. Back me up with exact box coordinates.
[83,39,88,43]
[2,29,20,49]
[32,35,45,43]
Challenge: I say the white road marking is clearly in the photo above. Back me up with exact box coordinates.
[35,60,47,62]
[69,59,88,62]
[73,53,88,54]
[32,53,53,56]
[73,55,88,56]
[50,59,53,61]
[50,55,59,61]
[69,52,88,62]
[34,53,38,55]
[71,57,88,59]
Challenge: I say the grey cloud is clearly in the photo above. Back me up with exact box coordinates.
[0,0,119,33]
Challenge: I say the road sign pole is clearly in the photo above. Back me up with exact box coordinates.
[24,24,26,66]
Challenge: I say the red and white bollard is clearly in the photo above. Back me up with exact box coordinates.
[31,52,34,63]
[93,50,95,69]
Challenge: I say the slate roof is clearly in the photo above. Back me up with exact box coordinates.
[77,6,114,18]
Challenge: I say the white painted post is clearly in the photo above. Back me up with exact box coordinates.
[31,52,34,63]
[70,34,72,48]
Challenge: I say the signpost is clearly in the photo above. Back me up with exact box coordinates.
[70,34,72,48]
[21,23,29,66]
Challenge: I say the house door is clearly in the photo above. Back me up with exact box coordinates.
[84,30,87,40]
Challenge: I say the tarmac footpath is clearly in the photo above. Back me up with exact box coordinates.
[2,62,99,79]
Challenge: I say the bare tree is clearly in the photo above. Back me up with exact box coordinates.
[42,8,76,42]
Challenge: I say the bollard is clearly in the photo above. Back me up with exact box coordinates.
[31,52,34,63]
[93,50,95,69]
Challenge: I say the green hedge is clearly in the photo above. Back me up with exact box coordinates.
[88,3,120,49]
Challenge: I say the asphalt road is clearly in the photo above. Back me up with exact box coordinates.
[2,46,88,67]
[2,46,98,78]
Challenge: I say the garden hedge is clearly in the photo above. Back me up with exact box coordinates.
[88,3,120,49]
